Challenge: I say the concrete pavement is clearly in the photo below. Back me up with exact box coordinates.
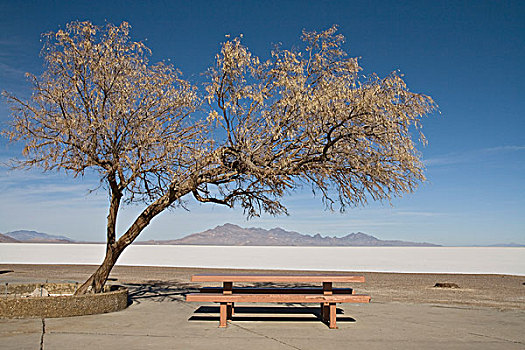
[1,290,524,350]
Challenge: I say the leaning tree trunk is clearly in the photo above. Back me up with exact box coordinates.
[74,213,150,295]
[75,175,125,295]
[74,182,193,295]
[75,242,124,294]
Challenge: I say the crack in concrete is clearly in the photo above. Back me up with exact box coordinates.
[229,323,303,350]
[0,330,37,335]
[183,301,303,349]
[467,332,524,345]
[40,318,45,350]
[48,328,303,348]
[361,308,524,345]
[47,331,183,338]
[401,316,523,344]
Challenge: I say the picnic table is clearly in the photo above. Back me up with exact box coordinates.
[186,274,370,329]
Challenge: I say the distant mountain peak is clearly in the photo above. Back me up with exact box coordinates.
[217,223,239,229]
[343,232,380,241]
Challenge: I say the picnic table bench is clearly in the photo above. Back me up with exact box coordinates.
[186,274,370,329]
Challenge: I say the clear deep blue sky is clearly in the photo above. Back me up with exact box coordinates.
[0,0,523,245]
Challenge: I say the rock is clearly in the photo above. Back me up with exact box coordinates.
[434,282,460,289]
[30,287,49,297]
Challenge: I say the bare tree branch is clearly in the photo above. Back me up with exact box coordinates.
[2,22,436,294]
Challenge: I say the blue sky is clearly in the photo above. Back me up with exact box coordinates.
[0,0,523,245]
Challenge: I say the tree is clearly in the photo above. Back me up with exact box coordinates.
[2,22,436,294]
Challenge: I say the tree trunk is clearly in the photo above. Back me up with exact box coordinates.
[74,182,194,295]
[75,175,123,295]
[75,242,124,294]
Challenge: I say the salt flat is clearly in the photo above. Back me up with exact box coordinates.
[0,244,524,275]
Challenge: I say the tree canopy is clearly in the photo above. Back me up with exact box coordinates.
[2,21,436,293]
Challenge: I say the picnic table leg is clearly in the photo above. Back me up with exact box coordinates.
[321,303,331,322]
[223,282,234,320]
[219,303,228,327]
[223,281,233,294]
[322,282,333,324]
[329,303,337,329]
[323,282,333,295]
[227,303,233,319]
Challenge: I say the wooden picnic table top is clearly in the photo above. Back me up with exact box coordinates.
[190,274,365,283]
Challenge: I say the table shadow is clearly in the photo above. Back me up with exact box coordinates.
[189,305,356,325]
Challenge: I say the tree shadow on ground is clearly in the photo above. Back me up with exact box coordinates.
[124,280,198,304]
[124,281,324,304]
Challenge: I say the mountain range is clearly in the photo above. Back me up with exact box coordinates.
[2,226,523,247]
[1,230,74,243]
[139,223,441,247]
